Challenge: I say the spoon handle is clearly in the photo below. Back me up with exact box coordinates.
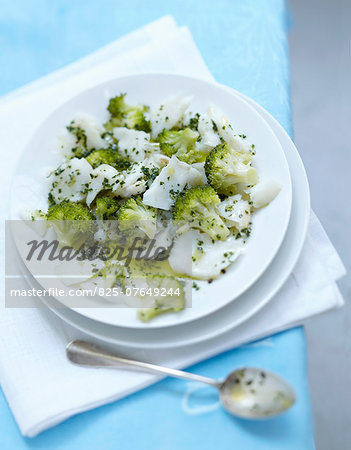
[66,340,220,388]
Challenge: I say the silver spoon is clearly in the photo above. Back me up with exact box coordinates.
[66,340,296,419]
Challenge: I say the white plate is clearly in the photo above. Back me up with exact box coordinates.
[10,74,292,328]
[14,90,310,348]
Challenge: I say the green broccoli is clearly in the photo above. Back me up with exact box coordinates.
[86,148,131,170]
[137,276,185,322]
[158,128,202,163]
[95,196,121,220]
[117,197,158,239]
[104,93,151,132]
[205,143,258,195]
[173,186,229,241]
[46,200,96,248]
[66,122,89,158]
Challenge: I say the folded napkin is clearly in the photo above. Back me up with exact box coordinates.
[0,16,345,437]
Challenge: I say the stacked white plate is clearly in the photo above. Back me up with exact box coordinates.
[10,74,310,348]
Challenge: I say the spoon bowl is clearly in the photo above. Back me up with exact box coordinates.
[219,368,296,419]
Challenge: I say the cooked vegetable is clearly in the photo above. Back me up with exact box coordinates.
[137,276,185,322]
[46,200,95,248]
[95,196,121,220]
[173,186,229,241]
[105,93,150,132]
[158,128,202,163]
[117,196,158,238]
[86,148,130,170]
[205,143,258,195]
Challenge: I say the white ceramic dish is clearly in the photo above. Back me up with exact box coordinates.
[10,74,292,329]
[14,90,310,348]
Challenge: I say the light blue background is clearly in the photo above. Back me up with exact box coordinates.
[0,0,314,448]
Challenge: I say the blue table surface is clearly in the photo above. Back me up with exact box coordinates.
[0,0,314,448]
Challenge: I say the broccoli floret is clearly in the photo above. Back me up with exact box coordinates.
[86,148,130,170]
[46,200,96,248]
[117,197,158,239]
[104,93,151,132]
[173,186,229,241]
[66,122,89,158]
[137,276,185,322]
[47,200,94,221]
[205,143,258,195]
[158,128,202,163]
[95,196,121,220]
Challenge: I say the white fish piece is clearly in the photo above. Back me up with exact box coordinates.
[197,112,221,151]
[190,162,207,184]
[73,114,109,149]
[59,113,109,158]
[86,164,120,206]
[88,158,162,204]
[154,221,177,250]
[250,179,282,208]
[144,152,170,169]
[208,104,252,155]
[49,157,93,203]
[147,142,161,152]
[168,229,244,280]
[216,194,251,230]
[20,208,48,237]
[113,163,147,198]
[58,132,77,158]
[86,158,155,206]
[113,127,151,162]
[143,156,204,210]
[181,109,192,127]
[149,95,193,138]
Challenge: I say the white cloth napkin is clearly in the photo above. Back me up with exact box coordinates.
[0,16,346,437]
